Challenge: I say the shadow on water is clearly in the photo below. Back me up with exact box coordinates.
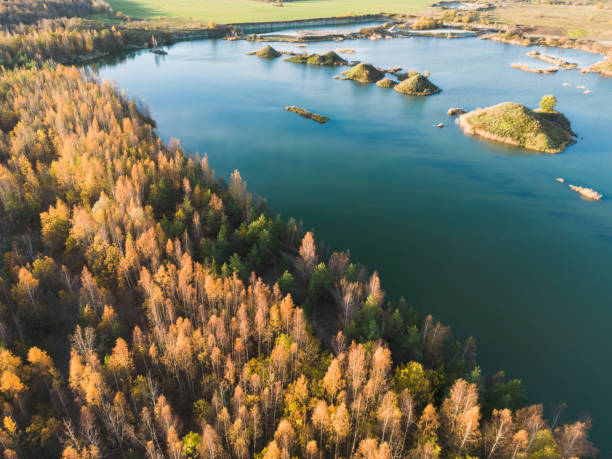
[87,50,141,71]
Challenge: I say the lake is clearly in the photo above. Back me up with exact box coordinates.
[95,35,612,452]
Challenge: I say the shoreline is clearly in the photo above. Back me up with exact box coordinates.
[223,16,612,55]
[76,14,612,68]
[482,31,611,57]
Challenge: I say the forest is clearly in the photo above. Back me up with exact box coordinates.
[0,2,598,459]
[0,0,104,28]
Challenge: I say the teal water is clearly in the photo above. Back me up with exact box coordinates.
[96,36,612,452]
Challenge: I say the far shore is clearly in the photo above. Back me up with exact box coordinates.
[100,12,612,60]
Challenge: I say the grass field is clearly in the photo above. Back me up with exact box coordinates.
[106,0,431,24]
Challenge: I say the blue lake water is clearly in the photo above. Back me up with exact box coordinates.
[95,35,612,452]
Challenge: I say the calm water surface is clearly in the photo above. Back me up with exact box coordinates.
[96,36,612,452]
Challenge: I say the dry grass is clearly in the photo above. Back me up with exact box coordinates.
[485,2,612,41]
[419,1,612,42]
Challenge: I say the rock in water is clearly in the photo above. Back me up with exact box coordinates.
[569,185,602,200]
[448,107,467,116]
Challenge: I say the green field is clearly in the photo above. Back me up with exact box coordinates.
[106,0,431,24]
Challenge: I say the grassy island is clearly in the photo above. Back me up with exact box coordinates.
[458,102,576,153]
[376,78,397,88]
[342,62,385,83]
[286,105,329,123]
[285,51,348,66]
[253,45,281,58]
[394,72,441,95]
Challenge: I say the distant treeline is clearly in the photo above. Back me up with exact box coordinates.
[0,0,107,29]
[0,19,126,68]
[0,18,228,70]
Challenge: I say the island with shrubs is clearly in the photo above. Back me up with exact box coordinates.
[251,44,282,58]
[458,95,576,153]
[376,78,397,88]
[341,62,386,83]
[394,71,441,95]
[285,50,349,66]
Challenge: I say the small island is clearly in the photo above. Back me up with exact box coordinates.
[569,185,602,201]
[376,78,397,88]
[394,72,441,95]
[285,51,348,66]
[458,95,576,153]
[250,45,282,58]
[342,63,385,83]
[511,63,558,74]
[285,106,329,124]
[526,50,578,70]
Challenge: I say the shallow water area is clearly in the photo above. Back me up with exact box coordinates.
[95,34,612,452]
